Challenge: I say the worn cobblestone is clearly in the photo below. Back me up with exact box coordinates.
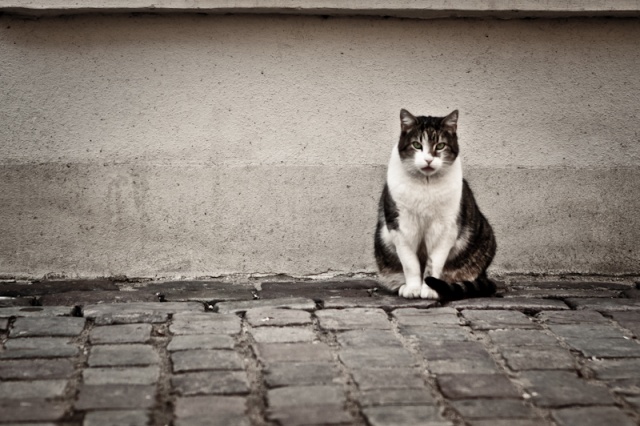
[89,323,152,344]
[3,278,640,425]
[10,316,86,337]
[88,344,159,367]
[83,410,151,426]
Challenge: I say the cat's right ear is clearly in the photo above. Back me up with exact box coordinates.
[400,109,417,132]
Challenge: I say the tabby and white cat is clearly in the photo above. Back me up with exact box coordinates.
[374,109,496,301]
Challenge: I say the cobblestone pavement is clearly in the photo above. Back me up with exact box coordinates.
[2,277,640,426]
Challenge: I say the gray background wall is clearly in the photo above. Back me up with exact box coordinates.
[1,10,639,278]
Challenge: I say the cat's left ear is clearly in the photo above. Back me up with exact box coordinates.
[441,110,458,132]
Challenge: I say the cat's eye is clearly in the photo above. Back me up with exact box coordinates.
[435,143,446,151]
[412,142,423,150]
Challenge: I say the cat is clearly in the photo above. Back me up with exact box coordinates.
[374,109,496,301]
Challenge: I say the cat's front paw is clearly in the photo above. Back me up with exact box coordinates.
[420,283,440,300]
[398,284,422,299]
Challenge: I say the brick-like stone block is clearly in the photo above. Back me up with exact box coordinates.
[267,404,354,426]
[451,398,536,419]
[0,337,79,359]
[171,371,250,396]
[461,310,538,330]
[75,384,156,410]
[392,308,462,327]
[419,341,494,362]
[83,366,160,385]
[363,405,450,426]
[11,317,86,337]
[351,368,425,390]
[90,323,153,344]
[0,318,9,330]
[548,324,629,339]
[551,406,636,426]
[607,311,640,336]
[249,326,315,343]
[339,347,416,369]
[487,329,560,347]
[245,308,312,327]
[0,306,75,318]
[565,298,640,311]
[400,326,471,342]
[83,302,203,325]
[426,358,500,375]
[357,388,436,407]
[316,308,391,331]
[586,358,640,380]
[450,298,568,311]
[499,346,576,371]
[437,374,521,399]
[263,362,342,388]
[170,313,241,335]
[174,395,246,421]
[171,349,244,372]
[0,380,68,399]
[518,371,615,407]
[322,296,437,310]
[88,344,159,367]
[0,358,74,380]
[536,310,608,324]
[215,297,316,314]
[562,337,640,358]
[0,400,66,422]
[336,329,403,348]
[167,334,235,351]
[255,342,333,365]
[267,385,345,409]
[83,410,150,426]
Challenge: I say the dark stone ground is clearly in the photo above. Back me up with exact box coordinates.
[1,277,640,426]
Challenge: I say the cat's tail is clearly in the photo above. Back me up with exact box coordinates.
[425,273,496,302]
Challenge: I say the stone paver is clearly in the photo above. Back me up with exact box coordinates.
[89,323,152,344]
[75,384,156,410]
[167,334,235,351]
[171,349,244,372]
[244,308,312,327]
[83,302,203,324]
[215,297,316,314]
[263,362,342,387]
[10,316,86,337]
[2,278,640,426]
[0,306,75,318]
[83,366,160,385]
[437,374,521,399]
[519,371,616,407]
[0,358,75,380]
[0,380,68,399]
[363,405,451,426]
[316,308,392,330]
[249,326,315,343]
[552,406,637,426]
[0,337,79,358]
[88,344,159,367]
[357,388,437,407]
[170,313,241,335]
[171,371,250,395]
[83,410,151,426]
[462,310,538,330]
[255,342,333,365]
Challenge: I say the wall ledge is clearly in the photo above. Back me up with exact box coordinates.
[1,0,640,19]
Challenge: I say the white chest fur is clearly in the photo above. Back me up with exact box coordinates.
[386,145,463,231]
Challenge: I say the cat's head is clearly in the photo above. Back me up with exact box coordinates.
[397,109,459,178]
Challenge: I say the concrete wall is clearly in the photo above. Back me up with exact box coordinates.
[1,13,639,278]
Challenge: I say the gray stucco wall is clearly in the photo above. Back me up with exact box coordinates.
[1,13,639,278]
